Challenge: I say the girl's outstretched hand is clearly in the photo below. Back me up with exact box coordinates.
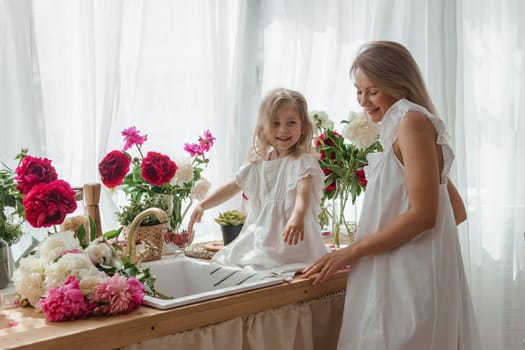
[302,247,356,285]
[188,205,204,234]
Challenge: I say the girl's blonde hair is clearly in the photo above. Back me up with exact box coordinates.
[350,41,438,116]
[248,88,315,162]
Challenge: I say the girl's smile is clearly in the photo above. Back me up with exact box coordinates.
[266,102,303,158]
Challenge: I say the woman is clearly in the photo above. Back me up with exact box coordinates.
[302,41,481,349]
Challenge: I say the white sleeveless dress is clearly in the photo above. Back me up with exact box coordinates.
[337,99,482,349]
[212,153,329,274]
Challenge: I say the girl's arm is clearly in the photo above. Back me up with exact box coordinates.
[282,175,313,245]
[187,180,241,233]
[447,179,467,225]
[303,111,441,284]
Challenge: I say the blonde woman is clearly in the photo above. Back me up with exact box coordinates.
[303,41,482,349]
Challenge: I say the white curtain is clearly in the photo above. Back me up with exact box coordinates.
[258,0,524,348]
[456,1,525,349]
[0,0,45,165]
[1,0,524,348]
[25,0,253,229]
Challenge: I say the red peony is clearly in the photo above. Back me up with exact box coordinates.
[15,155,58,195]
[23,180,78,228]
[356,169,367,187]
[322,167,336,192]
[315,131,342,160]
[140,151,177,186]
[98,150,131,188]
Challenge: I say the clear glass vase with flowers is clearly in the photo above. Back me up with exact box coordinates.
[311,110,382,247]
[98,126,214,253]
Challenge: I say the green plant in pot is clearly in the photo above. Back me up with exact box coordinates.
[214,210,246,245]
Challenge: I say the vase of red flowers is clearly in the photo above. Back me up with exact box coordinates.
[98,126,214,241]
[311,110,382,247]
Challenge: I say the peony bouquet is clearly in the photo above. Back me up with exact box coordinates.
[310,110,382,246]
[13,231,152,321]
[98,127,214,232]
[9,150,159,321]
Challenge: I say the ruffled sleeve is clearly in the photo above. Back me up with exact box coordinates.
[380,99,455,183]
[285,153,324,215]
[235,162,258,199]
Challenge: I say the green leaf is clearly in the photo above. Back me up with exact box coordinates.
[77,225,87,248]
[89,217,97,242]
[102,228,121,240]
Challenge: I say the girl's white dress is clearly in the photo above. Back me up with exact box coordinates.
[337,99,482,349]
[212,153,329,274]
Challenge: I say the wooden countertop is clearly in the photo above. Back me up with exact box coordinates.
[0,270,348,350]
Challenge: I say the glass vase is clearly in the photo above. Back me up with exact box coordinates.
[0,238,10,289]
[163,229,194,255]
[330,197,357,248]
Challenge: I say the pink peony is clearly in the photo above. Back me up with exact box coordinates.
[121,126,148,151]
[40,276,93,322]
[92,273,144,316]
[183,142,204,157]
[198,130,215,152]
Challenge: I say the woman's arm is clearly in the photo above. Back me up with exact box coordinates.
[187,180,241,233]
[282,174,313,245]
[303,112,441,284]
[447,179,467,225]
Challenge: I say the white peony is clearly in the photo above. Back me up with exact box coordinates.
[12,255,46,310]
[85,240,121,267]
[38,230,82,264]
[44,252,106,291]
[80,275,106,298]
[171,157,194,185]
[190,178,211,201]
[310,110,332,129]
[342,110,380,149]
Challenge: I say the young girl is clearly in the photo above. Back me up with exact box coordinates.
[302,41,482,349]
[188,88,329,274]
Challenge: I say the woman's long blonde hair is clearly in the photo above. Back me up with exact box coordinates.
[248,88,315,162]
[350,41,438,116]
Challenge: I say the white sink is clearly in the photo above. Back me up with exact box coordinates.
[141,256,284,310]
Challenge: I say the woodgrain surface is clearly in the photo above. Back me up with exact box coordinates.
[0,270,348,350]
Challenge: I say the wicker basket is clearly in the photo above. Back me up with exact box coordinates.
[121,223,167,262]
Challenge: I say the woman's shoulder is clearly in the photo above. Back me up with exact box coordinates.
[381,99,436,144]
[388,99,432,120]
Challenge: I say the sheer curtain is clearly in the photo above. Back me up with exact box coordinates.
[27,0,253,230]
[457,1,525,348]
[2,0,524,348]
[0,0,45,167]
[258,0,458,220]
[259,0,524,348]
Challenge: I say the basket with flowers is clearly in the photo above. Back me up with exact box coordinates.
[98,127,214,251]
